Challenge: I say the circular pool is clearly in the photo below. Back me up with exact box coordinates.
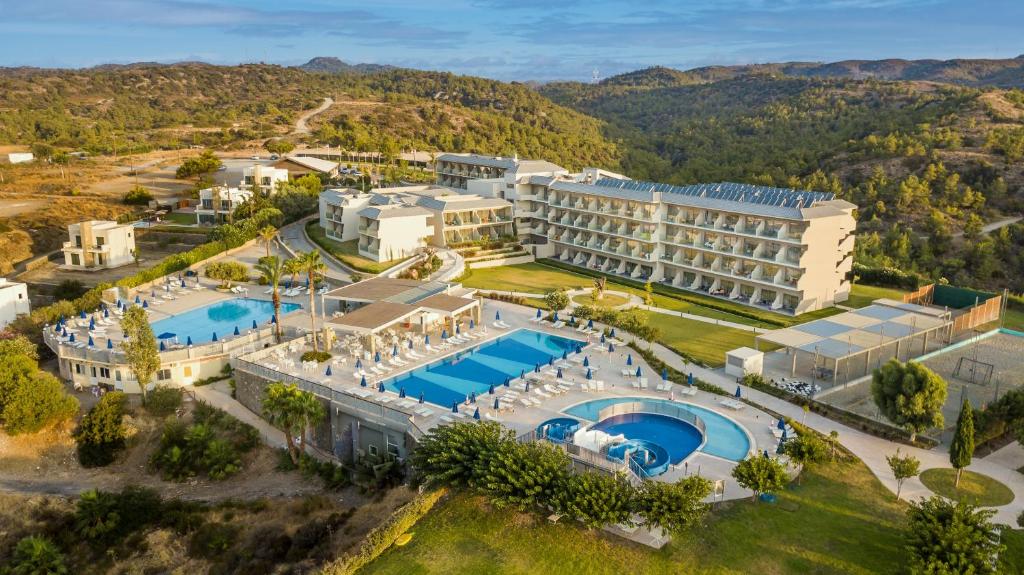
[591,412,704,472]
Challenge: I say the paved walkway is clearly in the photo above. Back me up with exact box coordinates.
[278,216,353,283]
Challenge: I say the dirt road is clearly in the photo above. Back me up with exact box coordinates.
[293,97,334,135]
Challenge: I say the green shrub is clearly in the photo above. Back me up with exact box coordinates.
[150,403,257,481]
[74,486,164,545]
[52,279,87,302]
[205,261,250,284]
[300,350,332,363]
[74,392,127,468]
[7,535,67,575]
[145,385,183,417]
[0,353,79,435]
[122,185,154,205]
[188,522,239,559]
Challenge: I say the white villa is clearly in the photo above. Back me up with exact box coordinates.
[241,164,288,191]
[196,186,253,225]
[62,220,136,270]
[0,278,30,329]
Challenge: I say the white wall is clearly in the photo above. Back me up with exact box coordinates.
[0,281,30,328]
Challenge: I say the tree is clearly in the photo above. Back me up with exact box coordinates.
[905,497,1002,575]
[643,280,654,305]
[261,382,326,465]
[635,476,712,532]
[782,433,828,484]
[871,360,947,442]
[886,449,921,500]
[827,430,839,461]
[544,289,569,313]
[0,339,78,435]
[593,276,606,301]
[122,185,154,205]
[284,257,303,290]
[410,420,508,489]
[731,455,788,502]
[299,250,327,352]
[554,469,633,529]
[258,224,277,259]
[74,392,127,467]
[950,398,975,487]
[175,150,222,179]
[120,306,160,401]
[53,279,87,302]
[9,535,67,575]
[255,256,285,342]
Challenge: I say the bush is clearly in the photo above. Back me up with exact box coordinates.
[52,279,87,302]
[205,261,250,285]
[852,262,924,290]
[74,486,164,545]
[278,450,352,490]
[150,402,257,481]
[0,353,79,435]
[74,392,127,467]
[188,522,239,559]
[301,350,332,363]
[482,292,528,305]
[122,185,154,205]
[7,535,67,575]
[145,385,183,417]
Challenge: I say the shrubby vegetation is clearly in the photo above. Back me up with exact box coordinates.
[150,402,259,481]
[205,261,250,286]
[74,392,128,467]
[905,497,1003,574]
[871,360,947,441]
[121,184,154,205]
[572,305,661,347]
[0,334,78,435]
[411,421,712,531]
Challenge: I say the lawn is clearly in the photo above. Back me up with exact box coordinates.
[919,468,1015,506]
[305,221,411,274]
[360,458,915,575]
[637,310,762,368]
[161,211,198,225]
[571,292,631,308]
[846,284,908,308]
[1004,303,1024,332]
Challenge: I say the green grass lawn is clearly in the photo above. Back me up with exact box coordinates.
[1004,304,1024,332]
[637,310,763,367]
[162,211,198,225]
[571,292,631,308]
[305,221,410,274]
[845,284,908,308]
[919,468,1015,506]
[361,459,915,575]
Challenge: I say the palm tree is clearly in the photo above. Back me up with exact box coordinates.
[283,257,303,290]
[262,382,325,464]
[300,250,327,352]
[258,225,277,259]
[255,256,285,342]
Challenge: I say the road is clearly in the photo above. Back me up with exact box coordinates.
[278,216,354,284]
[293,97,334,135]
[953,215,1022,238]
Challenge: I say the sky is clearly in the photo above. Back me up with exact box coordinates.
[0,0,1022,81]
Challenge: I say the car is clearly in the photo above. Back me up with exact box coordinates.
[250,155,260,160]
[217,165,227,171]
[270,154,279,160]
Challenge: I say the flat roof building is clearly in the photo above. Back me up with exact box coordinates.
[241,164,288,191]
[62,220,136,270]
[197,186,252,225]
[274,155,339,178]
[0,278,30,329]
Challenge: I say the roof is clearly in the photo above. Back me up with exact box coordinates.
[279,156,339,173]
[417,293,478,313]
[415,195,512,212]
[436,153,518,170]
[324,277,452,305]
[357,205,432,220]
[727,347,763,359]
[327,302,419,333]
[756,303,951,360]
[512,160,567,174]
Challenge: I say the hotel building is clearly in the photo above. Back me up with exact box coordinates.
[0,278,30,329]
[196,186,253,224]
[62,220,137,270]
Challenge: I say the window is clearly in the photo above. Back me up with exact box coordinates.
[100,367,111,378]
[115,370,121,381]
[157,369,171,381]
[184,366,192,377]
[71,254,80,266]
[368,444,379,457]
[96,236,104,246]
[74,364,82,374]
[91,366,97,377]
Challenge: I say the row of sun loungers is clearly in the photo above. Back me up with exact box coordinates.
[719,398,746,411]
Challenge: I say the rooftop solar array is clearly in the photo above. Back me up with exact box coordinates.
[594,178,835,209]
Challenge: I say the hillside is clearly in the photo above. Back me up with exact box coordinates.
[541,74,1024,290]
[295,56,395,75]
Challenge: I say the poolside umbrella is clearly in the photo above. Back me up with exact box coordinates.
[418,392,425,404]
[399,387,406,398]
[374,351,382,363]
[534,364,540,373]
[325,366,332,376]
[548,356,554,366]
[134,295,141,304]
[78,310,86,319]
[159,341,166,351]
[165,284,170,292]
[230,325,238,336]
[355,358,362,369]
[776,441,786,455]
[524,381,530,392]
[583,356,590,367]
[151,289,156,298]
[103,308,109,318]
[271,315,277,324]
[142,300,149,309]
[441,329,448,340]
[495,310,501,321]
[587,319,594,329]
[181,279,187,288]
[424,334,430,346]
[553,312,559,322]
[626,354,633,366]
[408,339,414,350]
[688,372,694,386]
[89,317,95,330]
[488,384,495,394]
[493,397,500,410]
[187,336,193,346]
[392,344,399,357]
[601,333,606,343]
[520,369,526,379]
[504,377,511,388]
[586,368,593,380]
[451,402,459,414]
[252,320,258,330]
[635,366,643,378]
[469,319,475,329]
[470,392,477,403]
[106,338,113,350]
[360,375,367,387]
[157,332,176,340]
[535,308,542,319]
[378,382,385,393]
[781,428,789,442]
[88,335,95,347]
[456,324,461,335]
[763,450,770,458]
[576,345,583,354]
[610,328,616,337]
[562,350,568,360]
[556,367,563,379]
[662,368,669,381]
[735,386,742,398]
[608,343,615,352]
[212,332,218,342]
[69,333,76,343]
[473,407,481,420]
[777,418,786,430]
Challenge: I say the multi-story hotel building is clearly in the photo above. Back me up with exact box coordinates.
[62,220,137,270]
[196,186,253,224]
[435,153,567,193]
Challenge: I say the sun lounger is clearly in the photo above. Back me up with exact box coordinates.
[678,386,697,396]
[485,413,499,421]
[519,398,533,408]
[621,368,633,377]
[439,415,454,423]
[496,320,511,329]
[529,316,543,323]
[552,321,565,329]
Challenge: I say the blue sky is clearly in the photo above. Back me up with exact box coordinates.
[1,0,1021,81]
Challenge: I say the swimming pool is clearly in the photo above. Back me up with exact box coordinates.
[564,397,751,461]
[150,298,301,345]
[593,412,703,471]
[384,329,583,408]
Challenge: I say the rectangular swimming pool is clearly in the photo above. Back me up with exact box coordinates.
[385,329,584,408]
[150,298,301,345]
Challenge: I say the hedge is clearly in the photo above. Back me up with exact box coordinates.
[851,263,924,290]
[318,488,447,575]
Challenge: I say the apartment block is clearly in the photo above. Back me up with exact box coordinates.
[0,278,30,328]
[356,204,433,261]
[241,164,289,192]
[435,153,567,194]
[196,186,253,224]
[62,220,136,270]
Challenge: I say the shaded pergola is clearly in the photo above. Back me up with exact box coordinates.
[755,300,952,388]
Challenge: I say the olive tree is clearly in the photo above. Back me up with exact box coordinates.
[871,359,947,442]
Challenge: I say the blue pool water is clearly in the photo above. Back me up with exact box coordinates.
[564,397,751,461]
[593,412,703,469]
[384,329,583,408]
[150,298,301,345]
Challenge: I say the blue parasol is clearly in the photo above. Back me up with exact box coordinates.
[399,387,406,398]
[212,332,218,342]
[374,351,381,363]
[608,343,615,352]
[504,377,511,387]
[187,336,193,346]
[470,392,477,403]
[325,365,332,376]
[553,312,559,322]
[393,344,399,357]
[587,319,594,329]
[662,368,669,381]
[89,317,95,330]
[142,300,149,309]
[735,385,742,398]
[69,333,76,343]
[104,308,109,318]
[535,308,542,319]
[233,325,240,336]
[493,397,500,410]
[495,310,501,321]
[469,319,475,329]
[451,402,459,414]
[562,350,568,360]
[424,334,430,345]
[378,381,385,393]
[635,366,643,378]
[419,392,425,404]
[355,358,362,369]
[586,368,592,379]
[610,328,616,337]
[271,315,277,324]
[88,335,95,347]
[777,418,786,430]
[180,279,186,288]
[106,338,113,349]
[473,407,480,420]
[408,339,414,350]
[548,356,554,366]
[157,332,176,339]
[626,354,633,366]
[534,363,540,373]
[524,381,530,392]
[583,356,590,367]
[441,329,448,340]
[360,375,367,387]
[159,341,165,351]
[134,295,141,304]
[687,372,694,386]
[576,345,583,354]
[456,324,461,335]
[556,367,563,379]
[488,384,495,394]
[252,320,258,330]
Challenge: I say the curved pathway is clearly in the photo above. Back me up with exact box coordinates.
[278,216,353,283]
[292,97,334,135]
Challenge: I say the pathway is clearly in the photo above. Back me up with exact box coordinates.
[292,97,334,135]
[278,216,354,283]
[953,215,1022,238]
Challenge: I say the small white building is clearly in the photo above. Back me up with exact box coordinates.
[196,186,253,224]
[241,164,288,192]
[725,347,764,379]
[62,221,136,270]
[0,278,30,328]
[7,152,34,164]
[357,204,433,262]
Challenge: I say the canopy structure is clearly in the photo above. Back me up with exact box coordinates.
[755,301,952,388]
